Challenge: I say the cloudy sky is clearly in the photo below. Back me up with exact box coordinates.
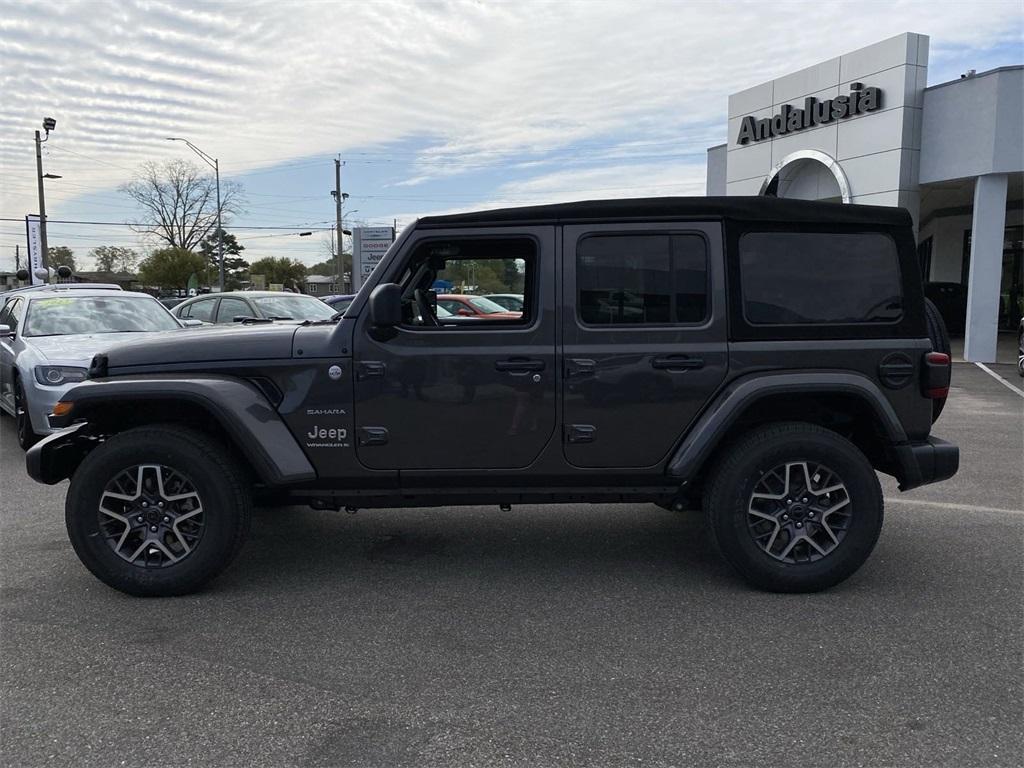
[1,0,1021,271]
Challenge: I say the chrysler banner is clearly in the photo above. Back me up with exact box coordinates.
[25,215,44,285]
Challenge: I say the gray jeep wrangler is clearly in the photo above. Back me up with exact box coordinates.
[27,197,958,596]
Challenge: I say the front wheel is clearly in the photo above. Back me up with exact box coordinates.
[14,378,40,450]
[704,422,883,593]
[66,425,251,596]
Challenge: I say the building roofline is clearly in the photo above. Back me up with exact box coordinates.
[925,64,1023,93]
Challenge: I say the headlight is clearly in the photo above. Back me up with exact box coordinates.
[34,366,88,386]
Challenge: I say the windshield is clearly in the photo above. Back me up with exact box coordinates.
[24,295,180,337]
[252,295,336,320]
[468,296,509,314]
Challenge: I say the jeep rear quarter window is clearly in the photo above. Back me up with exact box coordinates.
[739,232,902,325]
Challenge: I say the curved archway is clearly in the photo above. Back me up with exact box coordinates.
[759,150,851,204]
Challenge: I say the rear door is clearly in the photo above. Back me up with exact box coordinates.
[561,222,728,468]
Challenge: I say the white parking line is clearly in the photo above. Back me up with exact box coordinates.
[888,497,1024,516]
[974,362,1024,398]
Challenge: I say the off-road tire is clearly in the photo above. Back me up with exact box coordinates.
[703,422,883,593]
[66,425,251,596]
[924,297,951,421]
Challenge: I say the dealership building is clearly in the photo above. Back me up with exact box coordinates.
[706,33,1022,363]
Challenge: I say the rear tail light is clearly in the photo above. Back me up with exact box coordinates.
[922,351,951,398]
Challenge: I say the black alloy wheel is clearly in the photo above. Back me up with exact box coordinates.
[66,425,251,596]
[14,378,39,450]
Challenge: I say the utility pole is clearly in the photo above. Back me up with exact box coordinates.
[334,158,343,292]
[34,125,54,276]
[15,245,20,272]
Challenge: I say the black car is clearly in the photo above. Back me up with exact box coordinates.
[321,293,357,315]
[27,197,957,597]
[1018,317,1023,376]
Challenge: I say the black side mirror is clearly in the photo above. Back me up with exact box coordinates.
[368,283,402,327]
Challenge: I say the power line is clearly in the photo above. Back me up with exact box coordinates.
[0,217,332,230]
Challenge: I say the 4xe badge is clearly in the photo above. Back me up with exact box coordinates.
[328,365,343,380]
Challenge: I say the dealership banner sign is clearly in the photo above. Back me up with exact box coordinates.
[352,226,395,290]
[736,83,883,145]
[24,215,44,285]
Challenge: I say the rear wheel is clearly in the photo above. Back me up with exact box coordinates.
[704,422,883,593]
[66,425,251,596]
[14,377,39,450]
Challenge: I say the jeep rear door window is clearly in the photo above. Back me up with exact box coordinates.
[740,232,902,324]
[577,234,708,325]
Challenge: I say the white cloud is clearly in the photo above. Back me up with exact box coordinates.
[0,0,1021,267]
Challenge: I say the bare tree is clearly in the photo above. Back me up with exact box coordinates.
[120,159,244,251]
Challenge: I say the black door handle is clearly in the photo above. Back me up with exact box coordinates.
[565,358,596,378]
[495,358,545,373]
[356,361,386,380]
[651,355,704,371]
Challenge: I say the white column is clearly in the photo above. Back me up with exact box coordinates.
[963,173,1008,363]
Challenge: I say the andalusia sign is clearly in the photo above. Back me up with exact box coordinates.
[736,82,883,145]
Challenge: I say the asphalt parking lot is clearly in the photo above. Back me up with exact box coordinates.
[1,363,1021,768]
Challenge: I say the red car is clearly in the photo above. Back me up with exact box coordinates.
[436,294,522,319]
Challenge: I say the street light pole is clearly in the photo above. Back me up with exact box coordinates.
[214,157,224,292]
[166,137,224,292]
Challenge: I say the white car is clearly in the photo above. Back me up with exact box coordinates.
[0,287,189,448]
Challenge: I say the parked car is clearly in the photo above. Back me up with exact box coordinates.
[27,197,958,597]
[483,293,525,312]
[158,296,185,310]
[436,294,522,319]
[172,290,336,324]
[0,288,186,448]
[321,294,357,314]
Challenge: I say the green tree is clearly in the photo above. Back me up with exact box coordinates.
[248,257,308,289]
[89,245,138,273]
[199,228,249,289]
[439,259,518,294]
[138,247,208,291]
[47,246,76,272]
[304,259,342,276]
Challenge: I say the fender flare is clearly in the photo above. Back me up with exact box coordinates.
[666,371,914,484]
[47,375,316,485]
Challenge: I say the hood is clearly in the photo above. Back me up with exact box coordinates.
[96,323,299,373]
[26,331,174,364]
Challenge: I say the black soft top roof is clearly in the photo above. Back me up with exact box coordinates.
[417,196,911,229]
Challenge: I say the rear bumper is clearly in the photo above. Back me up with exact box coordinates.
[25,422,92,485]
[896,436,959,491]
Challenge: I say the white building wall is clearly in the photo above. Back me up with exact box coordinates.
[724,33,929,226]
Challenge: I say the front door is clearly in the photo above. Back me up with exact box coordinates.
[353,226,556,471]
[562,223,728,468]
